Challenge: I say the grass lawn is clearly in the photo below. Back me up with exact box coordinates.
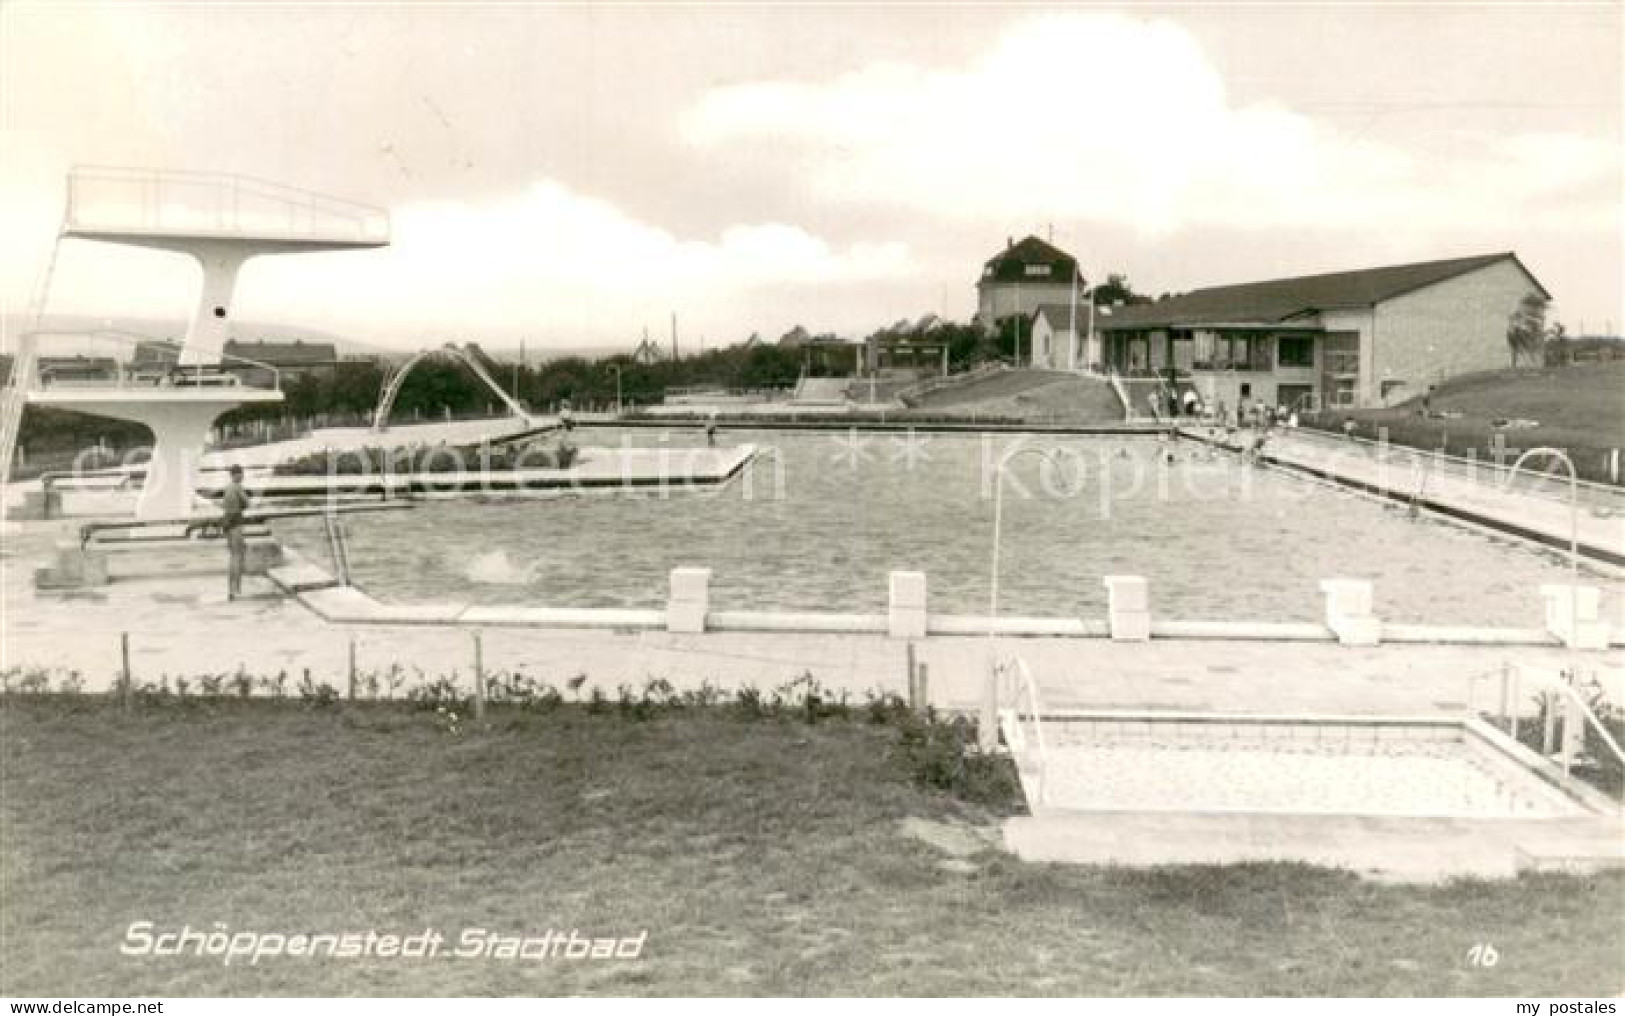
[1,697,1621,997]
[1303,362,1625,483]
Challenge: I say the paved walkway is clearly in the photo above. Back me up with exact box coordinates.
[3,521,1613,714]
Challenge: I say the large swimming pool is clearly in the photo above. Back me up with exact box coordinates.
[273,429,1609,625]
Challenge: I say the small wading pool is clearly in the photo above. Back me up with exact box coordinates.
[1009,714,1603,820]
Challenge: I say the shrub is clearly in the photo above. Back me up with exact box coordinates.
[408,676,469,712]
[894,709,1022,807]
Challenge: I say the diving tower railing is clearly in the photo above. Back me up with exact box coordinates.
[17,329,283,392]
[65,166,390,244]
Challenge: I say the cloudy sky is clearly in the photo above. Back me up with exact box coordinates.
[2,3,1620,352]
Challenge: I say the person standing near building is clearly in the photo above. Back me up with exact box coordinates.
[221,464,251,601]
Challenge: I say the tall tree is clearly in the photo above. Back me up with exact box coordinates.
[1506,293,1548,368]
[1091,273,1152,307]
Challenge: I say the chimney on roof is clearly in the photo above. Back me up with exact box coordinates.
[1006,237,1013,250]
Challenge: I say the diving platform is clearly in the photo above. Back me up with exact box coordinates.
[62,166,389,243]
[1,167,391,520]
[60,167,389,365]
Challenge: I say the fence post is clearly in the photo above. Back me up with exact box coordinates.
[119,631,132,712]
[347,636,357,701]
[1541,694,1558,757]
[916,663,929,713]
[979,662,999,754]
[472,630,486,722]
[905,642,918,710]
[1508,668,1521,742]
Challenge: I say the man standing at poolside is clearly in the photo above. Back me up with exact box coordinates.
[220,464,251,601]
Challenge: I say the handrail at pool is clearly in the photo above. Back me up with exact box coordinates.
[994,654,1050,808]
[1523,665,1625,779]
[79,501,416,547]
[1472,663,1625,789]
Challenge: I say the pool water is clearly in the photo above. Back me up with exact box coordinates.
[1026,717,1590,819]
[273,429,1612,625]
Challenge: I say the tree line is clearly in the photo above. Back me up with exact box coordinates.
[13,271,1160,457]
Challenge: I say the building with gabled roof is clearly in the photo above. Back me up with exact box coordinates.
[975,235,1084,333]
[1096,252,1550,410]
[222,338,342,387]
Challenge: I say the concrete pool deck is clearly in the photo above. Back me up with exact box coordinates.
[1198,426,1625,570]
[3,523,1618,716]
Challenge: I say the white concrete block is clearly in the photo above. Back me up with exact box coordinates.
[668,566,712,604]
[667,567,710,633]
[888,571,928,638]
[1569,623,1610,652]
[667,601,707,634]
[1109,609,1151,642]
[1539,584,1601,625]
[889,570,927,610]
[1538,584,1607,649]
[889,606,926,639]
[1102,575,1148,612]
[1319,578,1374,621]
[1319,579,1382,645]
[1331,617,1383,647]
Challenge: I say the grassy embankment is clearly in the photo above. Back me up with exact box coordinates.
[1304,362,1625,484]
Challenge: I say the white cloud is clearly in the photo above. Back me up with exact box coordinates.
[5,178,913,344]
[680,11,1620,236]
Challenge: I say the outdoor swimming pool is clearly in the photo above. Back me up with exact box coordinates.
[1024,715,1594,819]
[273,429,1612,625]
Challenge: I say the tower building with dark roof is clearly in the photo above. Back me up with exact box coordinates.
[975,235,1085,333]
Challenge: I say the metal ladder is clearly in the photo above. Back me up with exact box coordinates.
[1,227,63,487]
[322,509,354,587]
[0,336,36,487]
